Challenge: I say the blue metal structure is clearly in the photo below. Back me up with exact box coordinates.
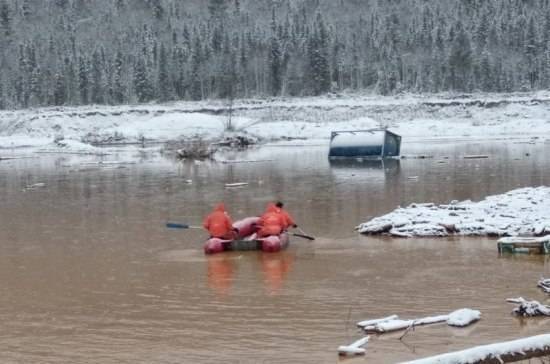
[328,129,401,158]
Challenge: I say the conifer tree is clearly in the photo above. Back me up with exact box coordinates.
[78,56,89,104]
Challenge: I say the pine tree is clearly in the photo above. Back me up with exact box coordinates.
[78,56,89,104]
[21,0,31,19]
[269,11,282,96]
[0,74,5,109]
[112,51,125,104]
[480,47,492,91]
[525,17,538,88]
[150,0,163,20]
[308,14,331,95]
[55,0,69,10]
[158,43,170,101]
[53,73,67,105]
[115,0,125,12]
[91,50,104,104]
[29,66,42,106]
[189,35,203,100]
[134,56,152,102]
[448,21,473,91]
[0,0,11,38]
[208,0,227,21]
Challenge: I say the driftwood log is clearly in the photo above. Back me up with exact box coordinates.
[400,334,550,364]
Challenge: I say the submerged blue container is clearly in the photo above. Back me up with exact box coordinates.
[328,129,401,158]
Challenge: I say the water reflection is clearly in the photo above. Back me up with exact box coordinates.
[207,255,237,296]
[258,251,294,295]
[206,251,294,296]
[329,157,400,177]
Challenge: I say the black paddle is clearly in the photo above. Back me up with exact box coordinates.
[292,233,315,240]
[166,222,202,229]
[292,227,315,240]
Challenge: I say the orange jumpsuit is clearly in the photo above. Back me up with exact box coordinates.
[258,203,286,237]
[276,207,296,230]
[203,203,235,239]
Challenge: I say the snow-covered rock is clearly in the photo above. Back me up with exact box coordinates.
[357,187,550,237]
[447,308,481,327]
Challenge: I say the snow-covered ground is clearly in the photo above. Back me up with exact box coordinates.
[1,91,550,152]
[356,187,550,237]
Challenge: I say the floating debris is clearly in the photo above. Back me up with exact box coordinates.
[498,235,550,254]
[507,297,550,316]
[357,315,399,329]
[463,155,489,159]
[538,278,550,293]
[25,182,46,189]
[217,159,274,164]
[359,309,480,333]
[225,182,249,188]
[337,336,369,356]
[401,155,434,159]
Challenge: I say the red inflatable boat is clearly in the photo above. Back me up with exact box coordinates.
[203,217,290,254]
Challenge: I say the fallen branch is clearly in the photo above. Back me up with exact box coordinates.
[364,315,449,333]
[538,277,550,293]
[464,154,489,159]
[225,182,249,188]
[357,314,399,328]
[217,159,274,164]
[361,309,480,333]
[337,336,369,356]
[507,297,550,316]
[399,334,550,364]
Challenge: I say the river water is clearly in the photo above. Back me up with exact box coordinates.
[1,139,550,363]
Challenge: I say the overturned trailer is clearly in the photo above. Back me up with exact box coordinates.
[328,129,401,158]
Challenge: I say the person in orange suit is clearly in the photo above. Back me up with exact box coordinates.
[257,203,286,238]
[275,201,297,230]
[203,203,238,239]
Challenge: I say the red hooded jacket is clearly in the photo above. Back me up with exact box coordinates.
[203,203,234,238]
[258,203,286,237]
[276,207,295,229]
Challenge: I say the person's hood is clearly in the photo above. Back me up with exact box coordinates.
[214,203,226,212]
[265,203,278,213]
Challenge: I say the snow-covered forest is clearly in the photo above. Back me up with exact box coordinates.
[0,0,549,109]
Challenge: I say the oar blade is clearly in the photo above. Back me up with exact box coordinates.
[293,233,315,241]
[166,222,190,229]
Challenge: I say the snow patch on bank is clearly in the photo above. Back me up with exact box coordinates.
[356,187,550,237]
[2,92,550,149]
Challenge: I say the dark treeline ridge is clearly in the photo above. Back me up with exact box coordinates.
[0,0,548,109]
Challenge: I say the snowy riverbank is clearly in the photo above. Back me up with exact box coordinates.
[1,91,550,151]
[356,187,550,238]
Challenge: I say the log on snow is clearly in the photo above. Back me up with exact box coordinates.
[356,314,399,328]
[337,336,369,356]
[399,334,550,364]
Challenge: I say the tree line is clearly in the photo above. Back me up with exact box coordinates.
[0,0,549,109]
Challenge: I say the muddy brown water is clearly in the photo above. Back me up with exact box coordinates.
[1,140,550,363]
